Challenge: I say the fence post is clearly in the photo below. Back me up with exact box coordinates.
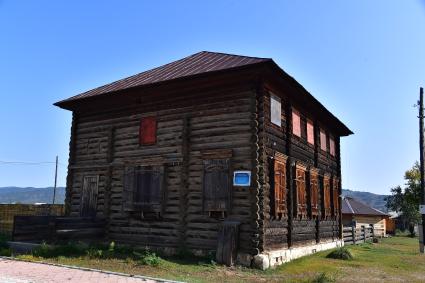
[371,225,375,239]
[361,225,365,243]
[352,225,356,245]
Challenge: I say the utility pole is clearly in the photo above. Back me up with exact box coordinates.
[419,87,425,253]
[53,155,58,205]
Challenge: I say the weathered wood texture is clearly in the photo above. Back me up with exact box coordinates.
[0,204,64,236]
[68,87,258,253]
[259,88,341,251]
[64,78,344,255]
[12,216,105,243]
[343,225,374,245]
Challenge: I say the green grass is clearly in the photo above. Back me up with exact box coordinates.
[10,237,425,282]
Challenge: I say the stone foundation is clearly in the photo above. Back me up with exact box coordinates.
[251,240,344,270]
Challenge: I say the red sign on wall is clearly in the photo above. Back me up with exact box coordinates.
[139,117,157,145]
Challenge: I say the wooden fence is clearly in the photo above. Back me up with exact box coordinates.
[0,204,64,235]
[343,225,374,245]
[12,216,106,243]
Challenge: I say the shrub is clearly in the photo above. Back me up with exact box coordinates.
[32,242,85,258]
[133,250,162,266]
[311,272,335,283]
[0,247,11,257]
[0,233,10,250]
[86,248,103,259]
[326,247,353,260]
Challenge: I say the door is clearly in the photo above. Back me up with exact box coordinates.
[80,175,99,217]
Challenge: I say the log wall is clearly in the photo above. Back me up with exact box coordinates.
[67,85,259,254]
[259,86,342,252]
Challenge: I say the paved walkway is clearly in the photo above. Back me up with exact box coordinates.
[0,258,170,283]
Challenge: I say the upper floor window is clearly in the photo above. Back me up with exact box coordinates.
[292,109,301,137]
[307,119,314,145]
[270,94,281,127]
[329,136,336,156]
[320,129,327,152]
[140,116,157,145]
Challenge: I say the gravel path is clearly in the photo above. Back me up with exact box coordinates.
[0,258,174,283]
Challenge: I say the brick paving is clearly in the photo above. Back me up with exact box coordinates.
[0,258,170,283]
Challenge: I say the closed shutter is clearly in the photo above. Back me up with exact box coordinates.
[139,117,157,145]
[274,159,287,217]
[122,167,136,212]
[310,170,319,217]
[332,177,340,216]
[320,130,327,152]
[300,117,307,139]
[307,119,314,145]
[135,166,164,212]
[323,175,331,218]
[296,165,307,219]
[292,109,301,137]
[203,159,230,212]
[330,136,335,156]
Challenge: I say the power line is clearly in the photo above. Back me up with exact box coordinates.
[0,160,67,167]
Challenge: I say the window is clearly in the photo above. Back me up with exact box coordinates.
[203,159,231,215]
[310,169,319,217]
[330,136,336,156]
[323,175,332,218]
[273,154,287,218]
[307,119,314,145]
[300,117,307,139]
[122,166,164,214]
[139,116,157,145]
[332,177,340,216]
[270,94,281,127]
[295,164,307,219]
[292,109,301,137]
[320,129,327,152]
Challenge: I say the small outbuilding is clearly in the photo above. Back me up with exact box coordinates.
[55,51,352,269]
[342,197,389,237]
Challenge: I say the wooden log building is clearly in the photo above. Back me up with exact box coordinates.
[55,51,353,269]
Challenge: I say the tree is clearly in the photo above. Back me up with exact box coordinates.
[386,162,421,236]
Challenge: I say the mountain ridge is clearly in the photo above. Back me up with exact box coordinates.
[0,187,389,212]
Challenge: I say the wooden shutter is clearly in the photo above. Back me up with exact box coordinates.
[330,136,336,156]
[139,116,157,145]
[80,175,99,217]
[122,167,137,212]
[203,159,230,212]
[323,174,331,218]
[320,130,327,152]
[310,169,319,217]
[134,166,164,212]
[273,156,287,218]
[332,177,340,216]
[292,109,301,137]
[307,119,314,145]
[300,117,307,140]
[295,165,307,219]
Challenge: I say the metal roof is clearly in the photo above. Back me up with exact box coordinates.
[57,51,271,104]
[342,197,388,216]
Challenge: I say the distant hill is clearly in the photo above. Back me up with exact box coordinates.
[0,187,65,204]
[342,189,389,212]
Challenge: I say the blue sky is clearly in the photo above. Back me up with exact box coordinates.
[0,1,424,194]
